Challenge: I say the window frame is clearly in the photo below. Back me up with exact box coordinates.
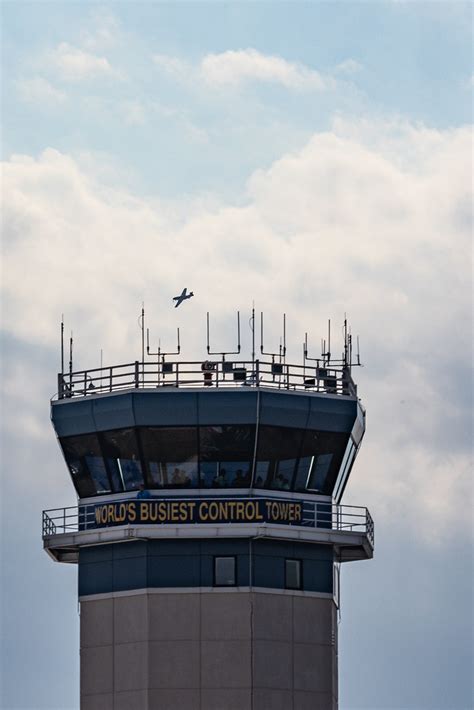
[213,555,237,587]
[285,558,302,590]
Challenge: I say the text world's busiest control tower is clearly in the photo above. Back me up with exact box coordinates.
[43,310,374,710]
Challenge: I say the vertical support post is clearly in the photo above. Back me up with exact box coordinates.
[134,361,139,388]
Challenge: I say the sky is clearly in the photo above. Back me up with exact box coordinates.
[0,1,473,709]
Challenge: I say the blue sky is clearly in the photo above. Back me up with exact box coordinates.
[1,2,473,709]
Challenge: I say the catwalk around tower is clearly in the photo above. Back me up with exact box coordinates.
[43,310,374,710]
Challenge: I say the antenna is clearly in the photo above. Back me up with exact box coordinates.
[250,303,255,370]
[138,304,145,377]
[260,312,286,360]
[69,331,73,384]
[60,315,64,376]
[321,319,331,365]
[206,311,241,358]
[303,332,321,367]
[343,314,348,368]
[146,327,181,359]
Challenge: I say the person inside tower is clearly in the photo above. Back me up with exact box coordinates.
[233,469,250,486]
[137,483,151,499]
[171,467,192,486]
[214,468,228,487]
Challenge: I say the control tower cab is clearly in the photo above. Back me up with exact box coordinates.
[43,311,373,710]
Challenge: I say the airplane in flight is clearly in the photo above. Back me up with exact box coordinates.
[172,288,194,308]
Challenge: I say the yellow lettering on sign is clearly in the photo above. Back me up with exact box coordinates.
[187,502,196,521]
[199,502,208,521]
[218,502,229,521]
[179,502,189,522]
[140,502,149,521]
[208,502,219,521]
[236,501,245,520]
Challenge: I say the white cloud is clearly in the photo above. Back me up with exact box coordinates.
[152,53,189,78]
[50,42,119,81]
[1,119,472,541]
[16,77,66,104]
[120,99,147,126]
[200,48,327,90]
[80,9,121,51]
[334,58,363,75]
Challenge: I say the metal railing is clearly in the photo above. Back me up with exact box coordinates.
[42,501,373,548]
[56,359,357,400]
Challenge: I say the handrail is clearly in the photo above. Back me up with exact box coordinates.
[55,359,357,400]
[42,501,374,548]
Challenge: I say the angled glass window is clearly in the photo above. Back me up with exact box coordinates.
[60,434,109,497]
[333,440,357,503]
[101,428,144,492]
[253,461,269,488]
[214,556,236,586]
[199,426,255,488]
[285,559,302,590]
[139,427,198,488]
[256,426,304,490]
[307,454,333,491]
[294,429,348,494]
[272,459,296,490]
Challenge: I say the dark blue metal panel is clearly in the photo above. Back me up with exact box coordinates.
[78,539,335,595]
[304,560,333,594]
[51,399,95,437]
[92,393,135,431]
[113,555,148,592]
[203,539,249,556]
[259,392,310,428]
[80,545,112,563]
[53,389,358,440]
[253,554,285,589]
[200,555,214,587]
[147,540,202,557]
[237,554,250,587]
[148,555,201,587]
[79,561,113,596]
[307,396,357,432]
[113,540,148,559]
[133,391,198,426]
[197,391,258,425]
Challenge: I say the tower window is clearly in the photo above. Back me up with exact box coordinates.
[285,559,302,590]
[214,556,236,586]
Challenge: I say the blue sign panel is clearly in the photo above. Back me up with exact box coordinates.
[88,497,304,528]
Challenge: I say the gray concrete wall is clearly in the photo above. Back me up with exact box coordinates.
[80,590,338,710]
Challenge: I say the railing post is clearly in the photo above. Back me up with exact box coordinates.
[109,367,113,392]
[57,373,63,399]
[256,359,260,386]
[134,361,139,388]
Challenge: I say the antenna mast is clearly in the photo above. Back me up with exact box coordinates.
[206,311,241,360]
[60,315,64,376]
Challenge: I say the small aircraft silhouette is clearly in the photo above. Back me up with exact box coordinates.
[173,288,194,308]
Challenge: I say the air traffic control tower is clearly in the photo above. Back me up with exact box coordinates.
[43,311,374,710]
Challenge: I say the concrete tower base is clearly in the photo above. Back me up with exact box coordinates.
[80,589,338,710]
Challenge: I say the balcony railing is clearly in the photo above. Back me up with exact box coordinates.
[56,359,357,400]
[42,501,374,549]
